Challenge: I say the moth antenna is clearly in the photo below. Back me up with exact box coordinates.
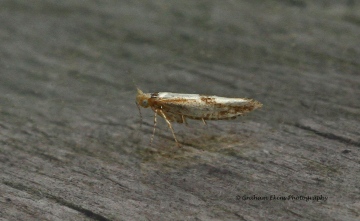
[136,87,144,95]
[135,101,143,129]
[133,79,144,128]
[133,79,145,96]
[132,79,141,93]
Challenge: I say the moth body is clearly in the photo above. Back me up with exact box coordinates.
[135,88,262,147]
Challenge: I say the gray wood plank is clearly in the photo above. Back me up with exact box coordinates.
[1,0,359,220]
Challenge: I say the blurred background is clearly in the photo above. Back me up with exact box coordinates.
[1,0,358,127]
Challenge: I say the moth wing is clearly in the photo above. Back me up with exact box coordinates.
[157,93,257,120]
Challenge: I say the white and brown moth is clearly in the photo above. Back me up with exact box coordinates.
[136,88,262,147]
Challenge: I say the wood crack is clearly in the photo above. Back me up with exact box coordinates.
[2,181,111,221]
[294,124,360,147]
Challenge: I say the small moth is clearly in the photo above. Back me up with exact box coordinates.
[136,88,262,147]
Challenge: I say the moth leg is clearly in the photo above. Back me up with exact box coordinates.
[182,115,188,126]
[150,111,158,145]
[159,109,181,147]
[202,118,207,125]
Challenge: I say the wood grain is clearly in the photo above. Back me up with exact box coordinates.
[1,0,359,220]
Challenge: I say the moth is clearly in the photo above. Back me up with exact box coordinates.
[136,88,262,147]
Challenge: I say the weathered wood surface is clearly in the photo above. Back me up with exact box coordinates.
[1,0,359,220]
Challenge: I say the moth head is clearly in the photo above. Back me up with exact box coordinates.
[136,87,151,108]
